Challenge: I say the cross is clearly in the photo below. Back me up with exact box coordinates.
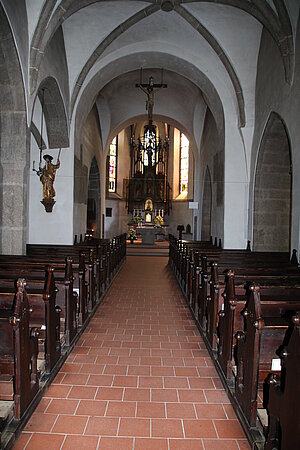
[136,69,167,122]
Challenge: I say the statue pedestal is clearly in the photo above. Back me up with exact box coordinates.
[140,227,155,245]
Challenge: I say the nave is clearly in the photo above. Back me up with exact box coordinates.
[13,256,249,450]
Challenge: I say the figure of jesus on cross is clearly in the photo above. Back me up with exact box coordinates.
[136,70,167,122]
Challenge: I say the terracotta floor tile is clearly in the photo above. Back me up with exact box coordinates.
[214,419,246,438]
[188,378,215,389]
[124,387,150,401]
[68,385,97,399]
[104,364,127,375]
[85,416,119,436]
[79,363,105,374]
[61,362,82,373]
[61,373,89,385]
[44,384,71,398]
[106,400,136,417]
[151,349,172,357]
[162,357,184,366]
[197,367,218,377]
[195,403,227,419]
[151,418,184,438]
[24,413,57,432]
[223,404,238,419]
[134,437,168,450]
[96,386,124,401]
[127,365,150,376]
[151,388,178,402]
[62,435,99,449]
[46,398,79,414]
[109,348,131,356]
[130,348,151,356]
[53,372,64,384]
[183,419,216,438]
[98,436,134,450]
[204,390,231,404]
[87,374,114,386]
[52,414,88,434]
[237,440,251,449]
[35,398,51,413]
[164,376,189,389]
[151,366,174,376]
[118,356,140,365]
[139,376,163,388]
[118,418,150,437]
[113,375,138,387]
[136,401,166,418]
[76,399,107,416]
[73,354,97,364]
[202,439,240,449]
[12,433,31,450]
[174,367,198,377]
[169,438,204,450]
[166,402,196,419]
[20,433,64,449]
[177,389,205,403]
[96,356,119,365]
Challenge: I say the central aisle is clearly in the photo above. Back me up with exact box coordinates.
[14,256,250,450]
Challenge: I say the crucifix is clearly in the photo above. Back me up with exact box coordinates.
[136,69,167,122]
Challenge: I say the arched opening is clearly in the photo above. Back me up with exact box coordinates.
[201,167,212,240]
[87,157,101,237]
[253,113,292,252]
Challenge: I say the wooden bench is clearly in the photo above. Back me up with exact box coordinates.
[0,279,39,419]
[0,259,77,348]
[216,270,300,380]
[234,283,300,428]
[264,311,300,450]
[0,266,61,372]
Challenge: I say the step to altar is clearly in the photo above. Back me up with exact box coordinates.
[126,242,169,256]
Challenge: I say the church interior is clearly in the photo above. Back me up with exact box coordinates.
[0,1,300,449]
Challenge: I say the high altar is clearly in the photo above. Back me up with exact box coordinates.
[125,74,172,241]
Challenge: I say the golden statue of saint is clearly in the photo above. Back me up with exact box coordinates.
[40,154,60,199]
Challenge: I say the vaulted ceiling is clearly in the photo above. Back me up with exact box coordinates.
[22,0,298,148]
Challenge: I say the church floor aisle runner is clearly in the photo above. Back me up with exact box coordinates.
[13,256,250,450]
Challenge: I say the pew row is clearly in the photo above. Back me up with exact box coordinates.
[0,234,126,449]
[168,235,300,449]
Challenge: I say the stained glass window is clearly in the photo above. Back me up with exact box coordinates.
[143,128,156,166]
[108,136,117,193]
[180,133,189,194]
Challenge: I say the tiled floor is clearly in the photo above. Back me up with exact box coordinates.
[13,256,250,449]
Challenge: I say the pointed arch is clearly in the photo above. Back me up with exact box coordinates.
[201,166,212,241]
[253,112,292,251]
[36,77,69,149]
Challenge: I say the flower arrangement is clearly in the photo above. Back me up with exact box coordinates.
[127,227,137,242]
[154,215,164,228]
[133,214,143,226]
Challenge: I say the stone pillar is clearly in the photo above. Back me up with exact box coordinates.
[0,112,29,254]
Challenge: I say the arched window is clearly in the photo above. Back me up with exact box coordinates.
[108,136,118,193]
[143,127,156,167]
[180,133,189,194]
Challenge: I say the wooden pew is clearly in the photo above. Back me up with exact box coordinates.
[0,279,39,419]
[234,283,300,428]
[264,312,300,450]
[0,259,77,348]
[0,266,61,372]
[216,270,300,381]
